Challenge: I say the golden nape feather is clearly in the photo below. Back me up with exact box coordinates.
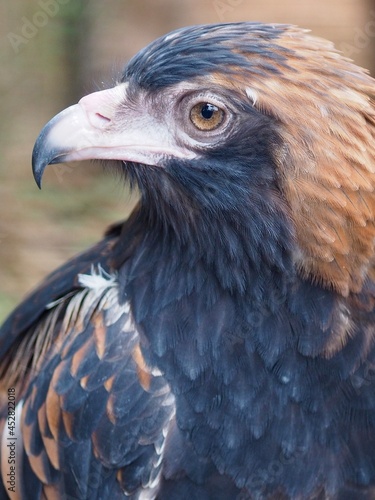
[273,30,375,297]
[208,27,375,297]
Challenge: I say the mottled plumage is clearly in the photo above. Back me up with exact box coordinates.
[1,22,375,499]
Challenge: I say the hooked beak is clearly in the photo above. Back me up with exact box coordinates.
[32,83,194,188]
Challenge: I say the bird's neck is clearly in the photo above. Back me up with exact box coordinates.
[116,201,371,494]
[120,213,353,374]
[116,199,355,387]
[117,182,295,301]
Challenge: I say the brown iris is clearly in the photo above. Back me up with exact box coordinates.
[189,102,225,131]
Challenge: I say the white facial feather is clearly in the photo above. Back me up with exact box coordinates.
[245,87,258,106]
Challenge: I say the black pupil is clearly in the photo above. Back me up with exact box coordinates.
[201,103,217,119]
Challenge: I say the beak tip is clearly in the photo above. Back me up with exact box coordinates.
[35,175,42,190]
[33,173,43,189]
[32,148,45,189]
[31,104,82,187]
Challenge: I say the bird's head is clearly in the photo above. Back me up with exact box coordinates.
[32,22,375,297]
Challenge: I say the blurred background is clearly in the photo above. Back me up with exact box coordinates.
[1,0,375,322]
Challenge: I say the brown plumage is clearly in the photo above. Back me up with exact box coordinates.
[208,28,375,297]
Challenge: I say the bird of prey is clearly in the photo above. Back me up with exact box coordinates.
[1,21,375,499]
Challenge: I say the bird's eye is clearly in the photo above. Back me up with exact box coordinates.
[189,102,225,131]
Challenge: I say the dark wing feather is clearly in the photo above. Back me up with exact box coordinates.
[0,224,175,498]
